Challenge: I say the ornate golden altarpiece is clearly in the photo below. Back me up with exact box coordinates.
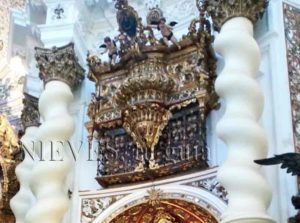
[0,115,22,223]
[0,93,39,222]
[86,0,218,188]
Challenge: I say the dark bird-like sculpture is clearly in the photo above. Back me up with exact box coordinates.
[254,153,300,175]
[255,153,300,223]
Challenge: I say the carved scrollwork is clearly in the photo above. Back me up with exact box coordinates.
[185,176,228,202]
[81,195,126,223]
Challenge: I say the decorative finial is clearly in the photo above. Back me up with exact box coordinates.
[145,187,163,206]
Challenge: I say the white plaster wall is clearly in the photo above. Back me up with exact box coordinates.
[256,0,298,221]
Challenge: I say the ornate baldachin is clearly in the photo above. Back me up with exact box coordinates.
[35,42,85,90]
[202,0,268,31]
[21,93,40,128]
[86,0,218,185]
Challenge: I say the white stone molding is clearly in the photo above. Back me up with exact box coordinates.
[93,185,227,223]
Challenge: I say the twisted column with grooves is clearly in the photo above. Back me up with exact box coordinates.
[204,0,274,222]
[25,43,84,223]
[214,17,274,223]
[10,126,38,223]
[10,94,40,223]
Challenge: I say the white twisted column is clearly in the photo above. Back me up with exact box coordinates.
[25,43,84,223]
[10,94,40,223]
[206,1,274,222]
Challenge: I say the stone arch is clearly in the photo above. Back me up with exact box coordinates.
[92,185,227,223]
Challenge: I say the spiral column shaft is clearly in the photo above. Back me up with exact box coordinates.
[10,93,40,223]
[214,17,274,223]
[10,127,38,223]
[25,43,84,223]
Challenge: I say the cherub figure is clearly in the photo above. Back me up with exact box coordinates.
[99,37,118,65]
[151,17,181,50]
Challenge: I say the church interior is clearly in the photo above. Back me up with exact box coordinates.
[0,0,300,222]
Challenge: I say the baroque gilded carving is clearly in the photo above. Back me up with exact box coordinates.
[35,42,85,89]
[95,103,208,187]
[87,0,218,186]
[109,199,218,223]
[114,57,175,169]
[0,115,21,221]
[202,0,269,30]
[123,104,171,169]
[21,93,40,128]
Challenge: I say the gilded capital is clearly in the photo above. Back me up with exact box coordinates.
[35,42,85,90]
[204,0,268,30]
[21,93,40,128]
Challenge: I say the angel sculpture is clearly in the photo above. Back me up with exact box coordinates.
[99,37,118,65]
[150,17,181,50]
[255,153,300,223]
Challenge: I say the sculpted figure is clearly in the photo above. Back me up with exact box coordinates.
[150,17,181,50]
[100,37,118,65]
